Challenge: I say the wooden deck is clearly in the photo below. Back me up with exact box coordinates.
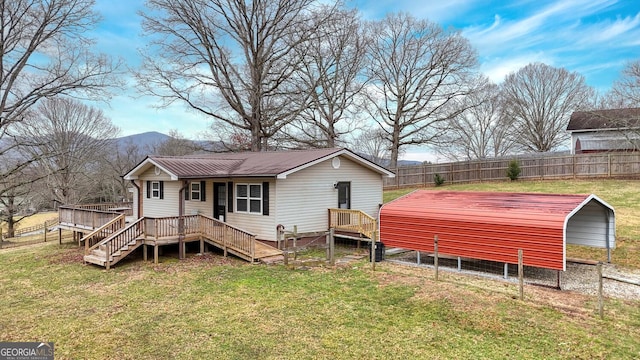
[59,206,282,268]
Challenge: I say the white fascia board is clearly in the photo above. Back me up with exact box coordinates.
[276,149,395,179]
[123,158,179,181]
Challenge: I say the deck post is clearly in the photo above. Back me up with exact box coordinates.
[143,243,148,262]
[416,251,420,265]
[223,227,228,257]
[293,225,298,261]
[154,244,159,264]
[325,231,330,261]
[105,243,110,270]
[504,263,508,279]
[457,256,461,271]
[200,238,204,254]
[58,228,62,244]
[329,228,335,266]
[43,222,47,242]
[371,231,377,271]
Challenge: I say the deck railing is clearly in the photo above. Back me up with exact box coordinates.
[328,208,377,239]
[199,215,256,260]
[59,206,123,230]
[68,202,133,216]
[144,215,201,240]
[82,214,126,254]
[90,214,257,267]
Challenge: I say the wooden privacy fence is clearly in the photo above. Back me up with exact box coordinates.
[384,152,640,188]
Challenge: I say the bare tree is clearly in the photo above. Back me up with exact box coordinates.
[286,7,368,148]
[15,98,119,205]
[501,62,594,152]
[350,127,389,166]
[439,78,517,160]
[98,139,146,203]
[609,60,640,107]
[0,0,119,220]
[0,159,42,238]
[137,0,338,151]
[365,13,478,168]
[146,129,200,156]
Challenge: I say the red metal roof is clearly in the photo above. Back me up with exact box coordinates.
[380,191,614,270]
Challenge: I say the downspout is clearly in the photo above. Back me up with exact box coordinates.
[130,180,141,218]
[178,180,189,260]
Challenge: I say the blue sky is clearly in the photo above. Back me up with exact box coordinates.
[91,0,640,158]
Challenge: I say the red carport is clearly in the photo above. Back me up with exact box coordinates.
[379,191,615,271]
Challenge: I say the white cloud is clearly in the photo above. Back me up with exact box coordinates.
[481,53,554,83]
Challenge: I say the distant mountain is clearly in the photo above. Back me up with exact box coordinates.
[112,131,172,150]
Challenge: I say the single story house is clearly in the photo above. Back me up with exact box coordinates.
[123,148,395,244]
[567,108,640,154]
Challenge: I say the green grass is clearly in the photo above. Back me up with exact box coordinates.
[384,179,640,268]
[1,242,639,359]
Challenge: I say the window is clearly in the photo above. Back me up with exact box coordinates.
[190,182,201,200]
[151,181,160,199]
[236,183,262,214]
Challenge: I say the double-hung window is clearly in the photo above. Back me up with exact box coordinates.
[151,181,161,199]
[190,182,201,200]
[236,183,262,214]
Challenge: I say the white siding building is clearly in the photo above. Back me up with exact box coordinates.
[124,148,394,242]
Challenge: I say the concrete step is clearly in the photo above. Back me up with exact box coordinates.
[260,255,284,264]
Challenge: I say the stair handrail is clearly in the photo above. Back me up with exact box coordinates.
[328,208,377,239]
[83,214,126,255]
[198,214,257,259]
[98,217,146,269]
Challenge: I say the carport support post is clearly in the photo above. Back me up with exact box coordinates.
[518,249,524,301]
[434,235,439,281]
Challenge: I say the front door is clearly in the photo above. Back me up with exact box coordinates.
[337,182,351,209]
[213,182,226,221]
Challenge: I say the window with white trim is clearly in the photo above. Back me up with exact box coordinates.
[190,182,201,200]
[236,183,262,214]
[151,181,160,199]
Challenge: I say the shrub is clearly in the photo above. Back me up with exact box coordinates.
[507,160,521,181]
[434,173,445,187]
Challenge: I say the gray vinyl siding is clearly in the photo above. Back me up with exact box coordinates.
[226,178,276,241]
[566,200,616,249]
[275,155,383,236]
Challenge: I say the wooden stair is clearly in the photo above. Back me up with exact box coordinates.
[84,238,144,267]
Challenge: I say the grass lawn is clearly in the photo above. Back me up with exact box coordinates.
[384,179,640,269]
[1,242,639,360]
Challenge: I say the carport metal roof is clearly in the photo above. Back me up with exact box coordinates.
[379,191,615,271]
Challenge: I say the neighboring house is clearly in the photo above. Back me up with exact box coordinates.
[123,148,395,244]
[567,108,640,154]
